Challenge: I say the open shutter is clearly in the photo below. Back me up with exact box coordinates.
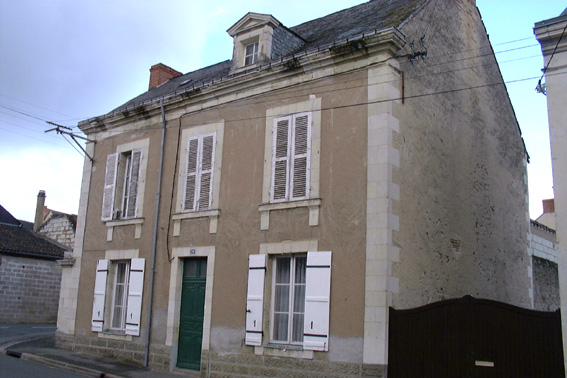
[245,254,266,346]
[102,153,119,220]
[271,117,291,201]
[303,251,331,351]
[125,258,145,336]
[291,113,311,200]
[124,149,142,218]
[92,259,109,332]
[183,138,199,211]
[198,133,215,210]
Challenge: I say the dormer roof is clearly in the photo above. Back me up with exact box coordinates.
[227,12,282,37]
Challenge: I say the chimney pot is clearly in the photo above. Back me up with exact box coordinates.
[149,63,182,89]
[542,198,555,214]
[34,190,46,232]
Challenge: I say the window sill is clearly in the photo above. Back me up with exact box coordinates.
[258,199,321,230]
[254,345,313,359]
[105,218,144,241]
[172,209,220,235]
[98,331,132,342]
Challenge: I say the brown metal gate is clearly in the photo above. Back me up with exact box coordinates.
[388,296,564,377]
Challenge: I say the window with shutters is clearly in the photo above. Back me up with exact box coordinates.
[245,248,332,354]
[102,149,144,221]
[182,133,216,212]
[271,113,311,203]
[260,99,321,230]
[91,256,145,337]
[173,123,224,236]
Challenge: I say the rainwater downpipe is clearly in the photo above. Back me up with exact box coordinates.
[143,100,167,366]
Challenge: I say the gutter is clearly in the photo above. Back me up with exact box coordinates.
[143,99,167,367]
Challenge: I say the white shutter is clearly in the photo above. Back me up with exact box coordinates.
[124,149,142,218]
[291,113,311,200]
[183,138,199,211]
[102,153,119,220]
[198,133,215,210]
[245,254,266,346]
[303,251,331,351]
[125,258,145,336]
[92,259,109,332]
[271,117,291,202]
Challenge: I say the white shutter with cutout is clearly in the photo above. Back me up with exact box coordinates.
[102,153,119,220]
[183,138,199,211]
[125,258,145,336]
[198,133,215,210]
[271,117,291,202]
[92,259,109,332]
[124,149,142,218]
[245,254,266,346]
[291,113,311,200]
[303,251,331,351]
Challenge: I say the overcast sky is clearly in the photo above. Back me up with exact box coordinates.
[0,0,564,222]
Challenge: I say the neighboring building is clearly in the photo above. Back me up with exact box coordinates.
[0,204,68,323]
[34,190,77,249]
[535,9,567,372]
[58,1,538,376]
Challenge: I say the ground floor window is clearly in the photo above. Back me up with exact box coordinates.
[111,260,130,330]
[272,255,306,344]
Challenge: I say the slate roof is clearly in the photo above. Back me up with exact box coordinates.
[0,205,67,260]
[111,0,427,114]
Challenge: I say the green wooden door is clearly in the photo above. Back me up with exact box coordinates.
[177,257,207,370]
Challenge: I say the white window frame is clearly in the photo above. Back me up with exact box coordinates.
[270,254,307,345]
[244,41,259,66]
[270,112,312,203]
[110,260,130,331]
[182,133,216,212]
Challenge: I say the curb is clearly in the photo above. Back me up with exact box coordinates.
[1,344,126,378]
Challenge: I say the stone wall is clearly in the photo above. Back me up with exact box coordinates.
[39,216,75,248]
[0,254,62,323]
[532,256,560,311]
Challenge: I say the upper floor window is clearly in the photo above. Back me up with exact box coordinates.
[271,112,311,202]
[102,149,142,221]
[183,133,216,212]
[244,41,259,66]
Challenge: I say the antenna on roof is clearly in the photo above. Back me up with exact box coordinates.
[45,121,96,162]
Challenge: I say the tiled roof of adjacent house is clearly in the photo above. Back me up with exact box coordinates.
[111,0,426,114]
[0,205,67,260]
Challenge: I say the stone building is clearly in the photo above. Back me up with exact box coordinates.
[0,204,68,323]
[57,0,541,376]
[33,190,77,249]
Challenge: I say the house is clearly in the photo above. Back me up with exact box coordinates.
[33,190,77,249]
[0,204,68,323]
[57,0,546,376]
[535,9,567,372]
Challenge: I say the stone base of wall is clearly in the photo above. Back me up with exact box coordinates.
[204,351,386,378]
[55,333,170,371]
[55,335,386,377]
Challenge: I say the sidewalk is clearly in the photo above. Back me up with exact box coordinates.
[0,335,193,378]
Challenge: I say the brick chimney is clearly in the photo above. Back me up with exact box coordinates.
[542,198,555,214]
[34,190,46,232]
[149,63,182,89]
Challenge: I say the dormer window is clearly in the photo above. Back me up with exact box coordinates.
[244,41,259,66]
[227,12,304,74]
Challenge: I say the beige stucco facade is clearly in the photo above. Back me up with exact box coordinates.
[535,9,567,372]
[57,1,534,376]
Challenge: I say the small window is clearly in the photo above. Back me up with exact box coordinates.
[244,41,259,66]
[272,254,307,344]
